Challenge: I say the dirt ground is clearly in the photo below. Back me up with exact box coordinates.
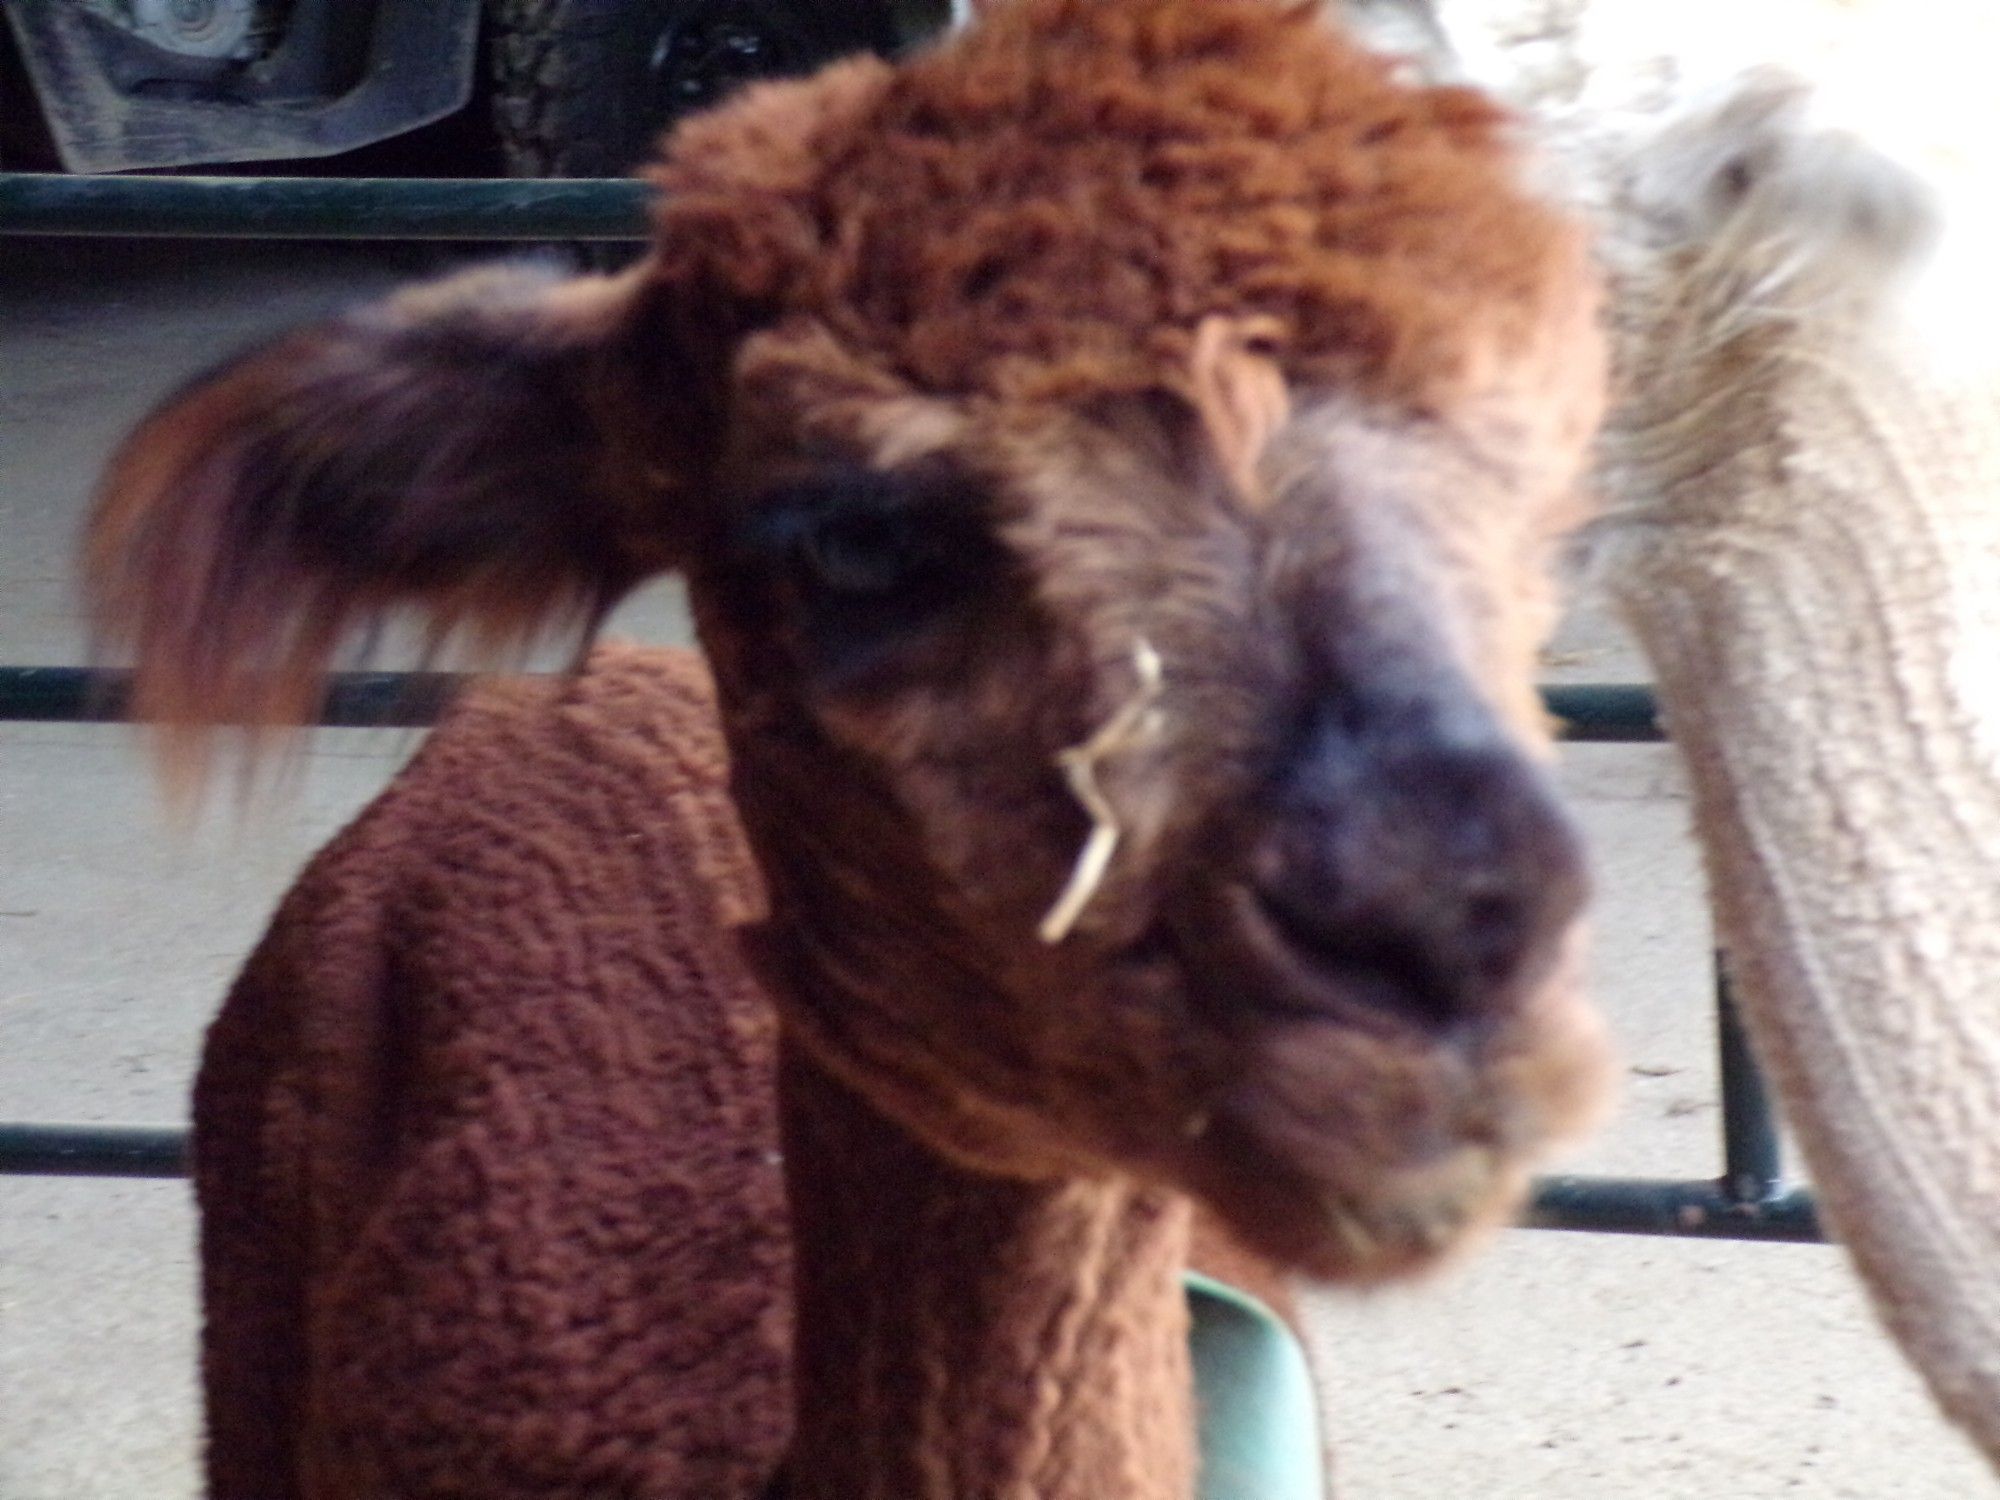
[1,239,1988,1497]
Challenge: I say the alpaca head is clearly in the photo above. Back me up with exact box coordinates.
[88,0,1610,1282]
[1586,66,1941,541]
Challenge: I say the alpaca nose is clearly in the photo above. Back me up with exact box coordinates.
[1246,699,1587,1033]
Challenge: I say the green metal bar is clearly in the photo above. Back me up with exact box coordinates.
[1717,962,1786,1203]
[1527,1175,1825,1242]
[0,1123,188,1178]
[0,174,652,241]
[0,666,463,726]
[0,1119,1828,1240]
[0,669,1673,740]
[1543,682,1661,742]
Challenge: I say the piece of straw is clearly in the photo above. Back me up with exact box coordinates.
[1038,639,1165,944]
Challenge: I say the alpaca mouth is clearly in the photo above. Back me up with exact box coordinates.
[1174,882,1482,1044]
[1190,1092,1530,1281]
[1139,880,1599,1277]
[1234,883,1468,1034]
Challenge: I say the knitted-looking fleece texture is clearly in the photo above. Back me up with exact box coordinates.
[194,645,791,1500]
[1598,117,2000,1466]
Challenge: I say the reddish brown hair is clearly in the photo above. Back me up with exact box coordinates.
[654,0,1580,408]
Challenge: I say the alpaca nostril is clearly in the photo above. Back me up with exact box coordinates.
[1240,729,1589,1031]
[1243,849,1571,1031]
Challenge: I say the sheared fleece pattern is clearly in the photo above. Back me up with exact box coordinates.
[193,647,791,1499]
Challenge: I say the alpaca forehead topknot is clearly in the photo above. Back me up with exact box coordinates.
[652,0,1594,413]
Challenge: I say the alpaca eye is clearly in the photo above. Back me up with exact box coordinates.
[1716,154,1755,203]
[799,508,928,597]
[729,464,1006,686]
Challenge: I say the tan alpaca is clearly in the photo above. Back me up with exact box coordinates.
[1589,74,2000,1474]
[1335,2,2000,1465]
[86,1,1618,1495]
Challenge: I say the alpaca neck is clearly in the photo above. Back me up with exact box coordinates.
[1604,321,2000,1449]
[774,1041,1197,1500]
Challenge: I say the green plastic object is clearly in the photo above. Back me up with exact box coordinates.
[1186,1272,1325,1500]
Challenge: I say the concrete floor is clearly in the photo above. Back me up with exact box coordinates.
[0,239,1989,1497]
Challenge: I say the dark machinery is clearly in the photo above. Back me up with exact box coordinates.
[0,0,926,175]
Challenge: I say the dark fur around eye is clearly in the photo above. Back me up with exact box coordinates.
[728,464,1008,684]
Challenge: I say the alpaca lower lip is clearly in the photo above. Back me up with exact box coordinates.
[1209,1122,1520,1280]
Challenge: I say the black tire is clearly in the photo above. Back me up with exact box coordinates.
[0,20,61,171]
[489,0,900,181]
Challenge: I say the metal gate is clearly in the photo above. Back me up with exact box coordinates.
[0,170,1824,1247]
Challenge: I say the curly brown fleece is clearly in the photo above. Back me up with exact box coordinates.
[653,0,1579,410]
[195,649,792,1498]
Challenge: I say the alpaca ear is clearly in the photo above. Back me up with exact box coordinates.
[85,260,719,765]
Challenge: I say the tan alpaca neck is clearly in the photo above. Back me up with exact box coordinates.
[775,1042,1198,1500]
[1605,317,2000,1463]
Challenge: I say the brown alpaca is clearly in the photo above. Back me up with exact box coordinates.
[86,1,1612,1495]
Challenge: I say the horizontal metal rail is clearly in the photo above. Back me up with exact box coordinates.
[0,174,652,241]
[2,669,1666,739]
[1526,1177,1823,1242]
[1542,683,1661,742]
[0,665,460,727]
[0,1119,1825,1240]
[0,1123,189,1178]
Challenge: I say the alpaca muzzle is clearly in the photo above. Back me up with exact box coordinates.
[1234,691,1587,1040]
